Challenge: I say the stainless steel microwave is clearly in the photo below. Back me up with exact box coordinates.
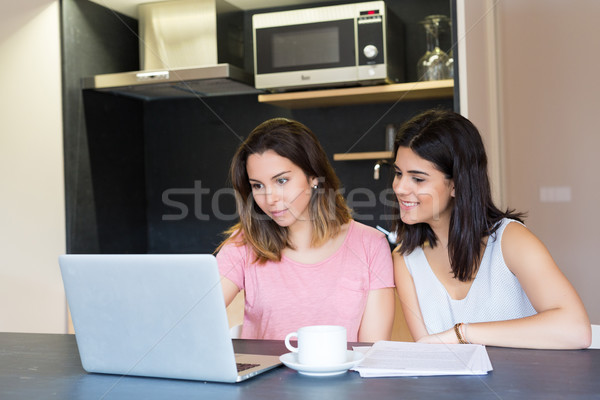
[252,1,404,92]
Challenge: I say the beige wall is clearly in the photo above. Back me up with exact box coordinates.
[461,0,600,323]
[457,0,505,207]
[0,1,67,333]
[499,0,600,323]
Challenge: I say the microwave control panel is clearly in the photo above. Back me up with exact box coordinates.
[357,10,385,66]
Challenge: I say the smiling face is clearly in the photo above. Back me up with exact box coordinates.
[246,150,317,230]
[392,147,455,229]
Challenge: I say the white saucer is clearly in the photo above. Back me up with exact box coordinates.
[279,350,364,377]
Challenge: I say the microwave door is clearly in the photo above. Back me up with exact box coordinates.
[255,20,356,75]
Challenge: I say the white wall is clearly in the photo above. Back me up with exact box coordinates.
[0,1,67,333]
[460,0,600,323]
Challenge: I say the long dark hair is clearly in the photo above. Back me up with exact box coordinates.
[217,118,351,263]
[392,109,524,281]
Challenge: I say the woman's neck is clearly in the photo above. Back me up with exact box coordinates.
[287,220,314,251]
[283,221,350,264]
[428,216,451,249]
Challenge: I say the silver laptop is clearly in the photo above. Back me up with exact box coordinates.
[59,254,281,383]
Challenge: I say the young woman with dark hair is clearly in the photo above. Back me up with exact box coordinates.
[216,118,395,341]
[392,109,591,349]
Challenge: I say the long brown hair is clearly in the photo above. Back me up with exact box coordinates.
[216,118,352,263]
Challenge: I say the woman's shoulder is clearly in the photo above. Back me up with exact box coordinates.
[348,220,387,240]
[392,245,405,264]
[216,229,248,255]
[489,218,525,243]
[341,222,394,266]
[501,217,525,228]
[499,218,530,242]
[500,219,550,272]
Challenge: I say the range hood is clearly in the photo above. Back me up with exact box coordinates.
[82,0,262,100]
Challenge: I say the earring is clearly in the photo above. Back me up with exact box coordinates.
[312,185,318,189]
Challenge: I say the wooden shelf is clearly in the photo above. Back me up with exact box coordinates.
[333,151,393,161]
[258,79,453,109]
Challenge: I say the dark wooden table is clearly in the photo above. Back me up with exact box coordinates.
[1,333,598,399]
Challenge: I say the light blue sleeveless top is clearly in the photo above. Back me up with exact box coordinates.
[404,218,537,334]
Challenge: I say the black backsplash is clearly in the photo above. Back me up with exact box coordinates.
[82,91,147,253]
[61,0,140,254]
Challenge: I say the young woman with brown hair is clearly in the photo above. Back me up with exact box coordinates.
[216,118,395,341]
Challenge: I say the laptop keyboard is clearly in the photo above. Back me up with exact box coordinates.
[237,362,260,373]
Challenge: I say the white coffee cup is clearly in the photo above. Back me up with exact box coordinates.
[284,325,347,366]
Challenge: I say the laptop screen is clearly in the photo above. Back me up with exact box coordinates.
[60,254,254,382]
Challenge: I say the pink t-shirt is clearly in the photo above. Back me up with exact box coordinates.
[216,221,394,341]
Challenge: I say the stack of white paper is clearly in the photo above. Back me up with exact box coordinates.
[352,341,493,378]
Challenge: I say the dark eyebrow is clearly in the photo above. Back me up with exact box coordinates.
[393,164,430,176]
[271,171,291,180]
[408,170,430,176]
[248,170,291,183]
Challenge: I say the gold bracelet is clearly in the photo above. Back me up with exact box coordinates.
[454,323,467,344]
[462,323,472,344]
